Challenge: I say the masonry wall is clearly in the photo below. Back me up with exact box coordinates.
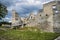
[12,10,22,26]
[37,1,56,32]
[53,1,60,33]
[42,1,60,32]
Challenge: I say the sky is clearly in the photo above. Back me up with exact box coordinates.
[0,0,53,22]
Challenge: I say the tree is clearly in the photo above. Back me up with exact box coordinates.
[0,3,8,19]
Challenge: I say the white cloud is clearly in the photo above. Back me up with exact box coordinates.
[7,6,14,11]
[9,21,12,23]
[4,17,11,21]
[15,0,42,7]
[5,17,9,19]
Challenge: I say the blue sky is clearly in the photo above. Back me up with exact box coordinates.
[0,0,53,22]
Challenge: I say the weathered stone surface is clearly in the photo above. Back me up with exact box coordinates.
[12,10,23,27]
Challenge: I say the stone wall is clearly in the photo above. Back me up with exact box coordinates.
[11,10,22,26]
[25,1,60,32]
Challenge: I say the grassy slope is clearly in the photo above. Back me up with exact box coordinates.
[0,27,60,40]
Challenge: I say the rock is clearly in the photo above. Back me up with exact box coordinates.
[0,28,7,31]
[54,36,60,40]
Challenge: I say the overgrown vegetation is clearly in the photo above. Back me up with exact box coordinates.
[0,27,60,40]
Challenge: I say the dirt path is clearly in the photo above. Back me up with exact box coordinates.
[0,28,7,31]
[0,37,6,40]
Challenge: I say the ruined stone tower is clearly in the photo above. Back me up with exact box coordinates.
[38,0,60,32]
[42,1,56,32]
[12,10,22,26]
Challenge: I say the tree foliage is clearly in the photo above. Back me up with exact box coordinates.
[0,3,8,19]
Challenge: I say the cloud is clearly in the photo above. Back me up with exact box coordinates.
[6,0,43,17]
[3,17,11,22]
[9,21,12,23]
[5,17,9,20]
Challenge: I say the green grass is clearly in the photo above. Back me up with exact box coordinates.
[0,27,60,40]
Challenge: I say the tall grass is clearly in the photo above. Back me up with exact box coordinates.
[0,27,60,40]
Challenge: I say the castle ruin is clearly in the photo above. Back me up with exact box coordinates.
[11,0,60,33]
